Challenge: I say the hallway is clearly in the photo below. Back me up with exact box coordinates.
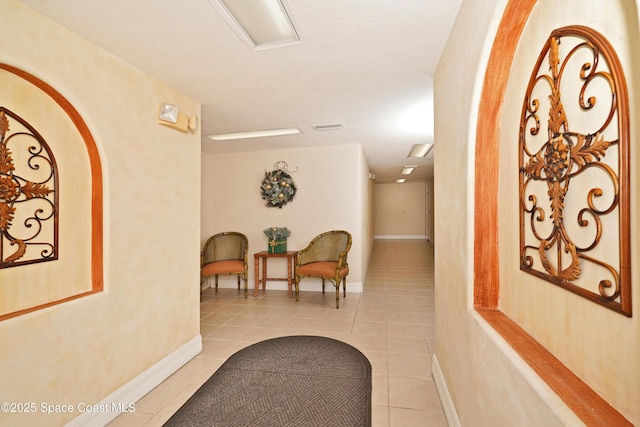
[109,239,445,426]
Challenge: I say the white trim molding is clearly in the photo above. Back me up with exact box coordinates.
[432,353,461,427]
[213,280,364,293]
[65,335,202,427]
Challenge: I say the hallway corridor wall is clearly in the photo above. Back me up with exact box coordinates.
[434,0,639,425]
[373,181,433,240]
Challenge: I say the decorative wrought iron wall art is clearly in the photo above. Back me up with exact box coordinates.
[260,161,298,208]
[0,108,58,268]
[519,26,631,316]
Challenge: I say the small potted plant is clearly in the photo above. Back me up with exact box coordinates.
[263,227,291,254]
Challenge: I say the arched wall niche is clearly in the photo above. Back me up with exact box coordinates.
[473,0,633,425]
[0,63,103,321]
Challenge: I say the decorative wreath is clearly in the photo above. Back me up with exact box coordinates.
[260,162,297,208]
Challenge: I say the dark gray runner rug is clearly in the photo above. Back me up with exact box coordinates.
[164,335,372,427]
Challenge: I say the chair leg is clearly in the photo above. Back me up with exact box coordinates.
[200,276,204,302]
[322,278,325,294]
[335,284,340,309]
[243,275,248,298]
[215,275,219,292]
[295,276,300,302]
[237,275,241,291]
[343,277,347,297]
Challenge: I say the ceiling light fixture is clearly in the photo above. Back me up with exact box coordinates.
[407,143,433,158]
[207,128,301,141]
[209,0,301,50]
[401,166,417,175]
[396,178,406,184]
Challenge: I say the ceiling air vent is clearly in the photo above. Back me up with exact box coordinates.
[311,123,343,131]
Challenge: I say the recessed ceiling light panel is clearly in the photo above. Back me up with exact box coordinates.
[407,143,433,158]
[207,127,301,141]
[401,166,417,175]
[209,0,301,50]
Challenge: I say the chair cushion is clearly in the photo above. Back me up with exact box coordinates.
[202,260,244,276]
[298,261,349,278]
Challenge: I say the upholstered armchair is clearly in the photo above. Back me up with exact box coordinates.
[200,232,248,298]
[295,230,352,309]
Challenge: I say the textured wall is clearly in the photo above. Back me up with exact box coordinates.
[0,1,201,425]
[435,0,572,425]
[499,0,640,421]
[435,0,639,425]
[0,69,92,316]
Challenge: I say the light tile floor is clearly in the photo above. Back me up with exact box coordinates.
[109,239,445,427]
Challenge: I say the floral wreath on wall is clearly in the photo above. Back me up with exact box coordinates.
[260,161,297,208]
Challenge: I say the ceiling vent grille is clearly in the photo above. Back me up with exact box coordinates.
[311,123,343,131]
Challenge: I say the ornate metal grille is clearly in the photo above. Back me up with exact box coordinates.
[519,26,631,316]
[0,108,58,268]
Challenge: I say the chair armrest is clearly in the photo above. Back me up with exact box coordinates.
[337,250,348,267]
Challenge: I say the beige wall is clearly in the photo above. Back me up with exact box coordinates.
[373,182,430,239]
[360,150,375,281]
[499,0,640,419]
[0,70,92,315]
[0,2,201,426]
[201,143,373,291]
[435,0,638,425]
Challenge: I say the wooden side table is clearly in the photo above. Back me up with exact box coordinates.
[253,251,298,298]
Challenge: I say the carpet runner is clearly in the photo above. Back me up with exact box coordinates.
[164,335,372,426]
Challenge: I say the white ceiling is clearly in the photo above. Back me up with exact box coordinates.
[19,0,461,183]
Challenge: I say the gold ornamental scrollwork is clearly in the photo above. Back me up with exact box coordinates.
[0,108,58,268]
[519,26,631,316]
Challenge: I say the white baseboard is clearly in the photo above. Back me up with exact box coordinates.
[65,335,202,427]
[432,353,461,427]
[374,235,428,240]
[213,280,364,293]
